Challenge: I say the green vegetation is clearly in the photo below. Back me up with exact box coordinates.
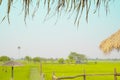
[33,57,41,63]
[24,56,32,62]
[58,58,65,64]
[68,52,87,64]
[29,68,40,80]
[0,56,11,62]
[0,60,120,80]
[43,61,120,80]
[0,62,40,80]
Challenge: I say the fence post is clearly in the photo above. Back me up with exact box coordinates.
[40,62,42,75]
[114,68,117,80]
[41,73,45,80]
[83,69,86,80]
[52,72,55,80]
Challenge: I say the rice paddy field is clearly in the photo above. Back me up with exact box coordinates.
[0,61,120,80]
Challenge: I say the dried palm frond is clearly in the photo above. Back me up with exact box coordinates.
[0,0,2,5]
[7,0,14,24]
[22,0,32,23]
[32,0,40,19]
[1,16,6,23]
[53,0,111,26]
[0,0,113,25]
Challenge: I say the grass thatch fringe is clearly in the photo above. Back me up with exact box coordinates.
[0,0,112,25]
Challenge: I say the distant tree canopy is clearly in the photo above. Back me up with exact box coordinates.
[0,0,112,26]
[0,56,11,62]
[24,56,32,62]
[33,57,41,62]
[68,52,87,63]
[58,58,64,64]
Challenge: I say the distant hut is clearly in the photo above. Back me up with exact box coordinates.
[100,29,120,53]
[2,61,23,80]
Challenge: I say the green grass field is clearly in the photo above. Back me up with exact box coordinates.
[42,61,120,80]
[0,61,120,80]
[0,62,40,80]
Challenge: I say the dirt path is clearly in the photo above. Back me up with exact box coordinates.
[29,68,40,80]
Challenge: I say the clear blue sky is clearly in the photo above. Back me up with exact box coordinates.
[0,0,120,59]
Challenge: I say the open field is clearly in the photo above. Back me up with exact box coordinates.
[0,62,40,80]
[43,61,120,80]
[0,61,120,80]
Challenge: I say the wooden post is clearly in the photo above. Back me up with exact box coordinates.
[41,73,45,80]
[83,69,86,80]
[11,66,14,80]
[52,72,58,80]
[52,72,55,80]
[114,68,117,80]
[40,62,42,75]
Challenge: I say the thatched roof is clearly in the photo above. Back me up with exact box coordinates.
[0,0,112,25]
[2,61,23,67]
[100,29,120,53]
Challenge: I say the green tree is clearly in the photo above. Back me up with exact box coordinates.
[58,58,64,64]
[24,56,32,62]
[68,52,87,64]
[68,52,76,63]
[0,56,11,62]
[33,57,41,62]
[65,59,70,64]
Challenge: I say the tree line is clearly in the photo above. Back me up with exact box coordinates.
[24,52,87,64]
[0,52,87,64]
